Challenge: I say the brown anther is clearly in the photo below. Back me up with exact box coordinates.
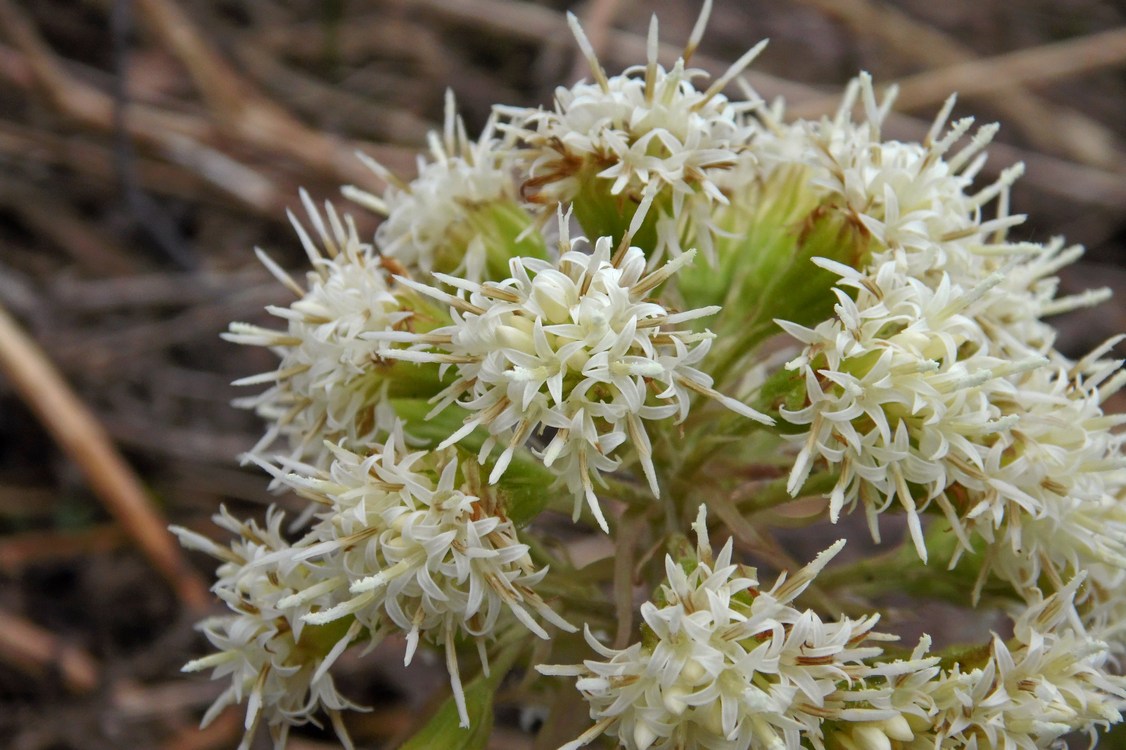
[794,702,836,718]
[380,256,410,279]
[609,674,640,688]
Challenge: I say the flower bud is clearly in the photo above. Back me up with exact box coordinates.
[850,724,892,750]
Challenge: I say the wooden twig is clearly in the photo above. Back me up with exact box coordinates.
[790,0,1124,168]
[111,0,198,271]
[0,177,137,276]
[47,284,284,375]
[0,524,129,574]
[163,461,279,509]
[0,608,100,693]
[0,0,118,130]
[160,707,243,750]
[49,269,268,314]
[131,0,409,187]
[887,27,1126,116]
[252,11,444,72]
[131,0,261,130]
[0,302,210,610]
[412,0,835,102]
[0,19,288,208]
[230,42,434,146]
[0,483,58,520]
[0,1,414,194]
[0,116,283,217]
[101,417,260,466]
[0,257,39,320]
[113,678,225,720]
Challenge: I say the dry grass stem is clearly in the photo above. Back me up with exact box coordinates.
[888,27,1126,117]
[792,6,1126,166]
[0,608,100,693]
[0,303,209,610]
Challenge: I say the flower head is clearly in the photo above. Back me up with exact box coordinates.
[756,73,1111,354]
[778,255,1044,560]
[540,506,894,750]
[375,217,771,531]
[172,509,364,750]
[263,423,574,727]
[190,10,1126,749]
[962,343,1126,591]
[224,194,415,469]
[922,576,1126,748]
[755,75,1020,271]
[345,91,544,282]
[498,5,764,264]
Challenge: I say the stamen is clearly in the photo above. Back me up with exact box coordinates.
[683,0,713,62]
[566,12,610,92]
[695,39,768,110]
[644,15,659,104]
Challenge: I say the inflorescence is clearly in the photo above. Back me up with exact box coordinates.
[184,3,1126,749]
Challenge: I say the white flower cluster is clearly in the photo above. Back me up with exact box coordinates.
[497,6,764,263]
[755,74,1107,353]
[176,426,573,738]
[772,74,1126,594]
[779,256,1041,560]
[224,194,410,469]
[376,217,771,531]
[542,510,1126,750]
[172,509,364,750]
[781,252,1126,588]
[756,77,1018,263]
[540,507,895,750]
[917,576,1126,749]
[180,5,1126,749]
[190,13,780,743]
[345,91,523,281]
[266,425,574,728]
[979,349,1126,589]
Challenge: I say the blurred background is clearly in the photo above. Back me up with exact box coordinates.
[0,0,1124,748]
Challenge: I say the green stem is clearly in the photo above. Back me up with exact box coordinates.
[675,415,776,483]
[602,473,656,509]
[708,320,778,390]
[734,470,837,515]
[816,539,1018,608]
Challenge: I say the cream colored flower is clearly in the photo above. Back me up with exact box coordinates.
[265,424,573,728]
[173,508,364,750]
[373,217,771,531]
[225,193,410,469]
[540,506,894,750]
[498,4,764,264]
[345,90,538,282]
